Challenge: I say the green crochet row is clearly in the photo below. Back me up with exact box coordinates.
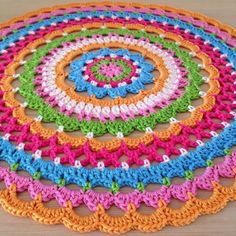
[18,28,204,136]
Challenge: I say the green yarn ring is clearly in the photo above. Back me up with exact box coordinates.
[18,28,204,136]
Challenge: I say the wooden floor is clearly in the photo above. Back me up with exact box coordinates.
[0,0,236,235]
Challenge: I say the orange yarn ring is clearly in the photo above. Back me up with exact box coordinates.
[0,181,235,234]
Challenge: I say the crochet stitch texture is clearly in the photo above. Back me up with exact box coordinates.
[0,1,236,234]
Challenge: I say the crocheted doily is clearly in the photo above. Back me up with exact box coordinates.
[0,2,236,234]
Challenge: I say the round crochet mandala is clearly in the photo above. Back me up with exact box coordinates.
[0,2,236,234]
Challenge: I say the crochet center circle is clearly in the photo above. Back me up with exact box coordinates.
[68,48,154,98]
[0,2,236,234]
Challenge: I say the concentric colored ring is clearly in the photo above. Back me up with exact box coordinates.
[2,26,219,138]
[35,35,187,122]
[0,2,236,234]
[69,48,154,98]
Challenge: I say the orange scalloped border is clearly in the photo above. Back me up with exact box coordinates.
[0,181,236,234]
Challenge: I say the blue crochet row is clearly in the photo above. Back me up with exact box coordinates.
[1,10,235,68]
[69,48,154,98]
[0,117,235,188]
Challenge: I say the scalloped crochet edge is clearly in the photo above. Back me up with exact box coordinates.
[0,182,235,234]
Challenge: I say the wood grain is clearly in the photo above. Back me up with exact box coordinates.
[0,0,236,235]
